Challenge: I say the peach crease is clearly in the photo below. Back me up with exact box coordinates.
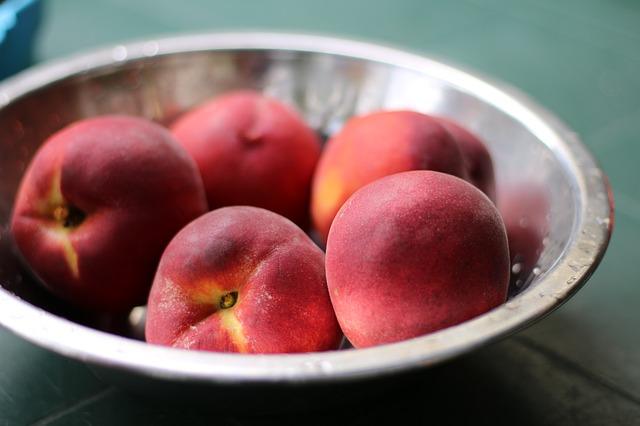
[219,309,248,353]
[46,228,79,278]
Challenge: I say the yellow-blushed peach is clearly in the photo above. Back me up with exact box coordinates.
[311,110,468,242]
[145,206,341,354]
[11,115,208,312]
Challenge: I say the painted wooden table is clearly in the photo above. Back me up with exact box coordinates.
[1,1,639,424]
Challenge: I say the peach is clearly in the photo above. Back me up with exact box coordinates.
[326,171,509,348]
[145,206,341,354]
[311,110,468,242]
[11,115,208,312]
[436,117,496,202]
[171,91,321,228]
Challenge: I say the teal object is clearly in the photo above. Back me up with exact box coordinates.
[0,0,41,80]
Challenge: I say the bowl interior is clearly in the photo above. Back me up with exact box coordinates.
[0,38,600,383]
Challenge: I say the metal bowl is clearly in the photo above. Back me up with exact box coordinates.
[0,33,613,393]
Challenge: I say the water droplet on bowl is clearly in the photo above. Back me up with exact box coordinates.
[143,41,159,57]
[319,361,334,373]
[302,361,322,373]
[532,266,542,276]
[505,300,520,310]
[511,263,522,274]
[0,92,10,107]
[112,46,128,61]
[568,260,587,272]
[128,306,146,327]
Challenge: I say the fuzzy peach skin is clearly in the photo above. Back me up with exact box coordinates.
[171,91,321,228]
[326,171,510,348]
[311,110,468,242]
[435,117,496,203]
[11,115,208,312]
[145,206,341,354]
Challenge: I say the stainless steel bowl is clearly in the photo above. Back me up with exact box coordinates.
[0,33,613,392]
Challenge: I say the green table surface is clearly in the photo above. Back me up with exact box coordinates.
[2,1,640,424]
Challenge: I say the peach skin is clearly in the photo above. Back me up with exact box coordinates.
[11,115,208,312]
[145,206,342,354]
[436,117,496,202]
[311,110,468,242]
[325,171,510,348]
[171,91,321,228]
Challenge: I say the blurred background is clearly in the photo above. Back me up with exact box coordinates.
[1,0,639,424]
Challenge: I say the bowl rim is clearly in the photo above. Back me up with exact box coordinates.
[0,31,614,384]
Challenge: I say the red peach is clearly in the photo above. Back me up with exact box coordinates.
[326,171,509,348]
[11,115,208,312]
[311,110,468,242]
[171,91,321,228]
[145,206,341,354]
[435,117,496,202]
